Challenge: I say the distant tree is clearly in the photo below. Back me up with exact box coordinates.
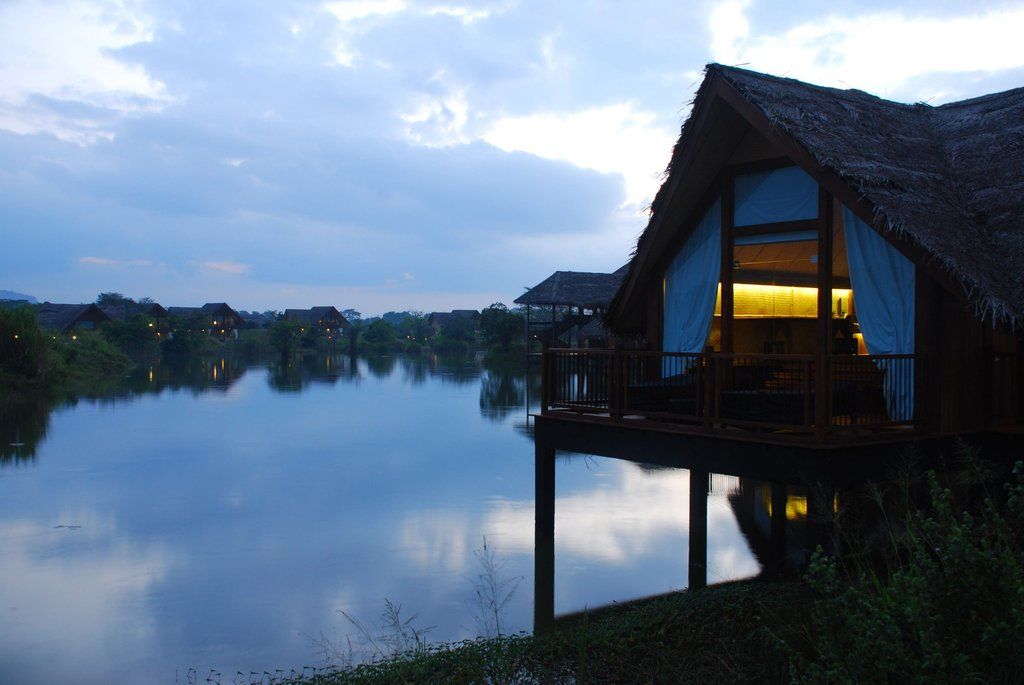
[440,316,477,345]
[399,313,432,344]
[137,296,155,305]
[480,303,524,353]
[96,292,134,308]
[362,319,398,350]
[0,305,54,381]
[341,308,362,323]
[268,319,302,358]
[381,311,414,327]
[102,315,157,355]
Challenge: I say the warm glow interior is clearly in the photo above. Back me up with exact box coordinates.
[714,283,853,319]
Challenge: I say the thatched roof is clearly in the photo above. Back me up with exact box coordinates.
[284,306,351,328]
[36,303,111,332]
[515,264,629,309]
[427,310,480,327]
[611,64,1024,327]
[168,303,241,321]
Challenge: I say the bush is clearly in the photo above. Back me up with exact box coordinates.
[57,331,133,383]
[0,305,56,383]
[361,320,400,353]
[794,455,1024,684]
[269,320,303,358]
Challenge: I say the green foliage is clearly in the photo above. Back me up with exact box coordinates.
[430,316,477,355]
[0,305,57,384]
[225,328,272,358]
[361,320,399,352]
[793,456,1024,684]
[398,314,431,346]
[480,303,523,353]
[269,319,304,358]
[101,315,159,356]
[57,331,133,383]
[95,292,134,308]
[284,581,808,684]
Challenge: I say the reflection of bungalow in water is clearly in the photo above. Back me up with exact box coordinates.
[35,303,111,334]
[539,64,1024,447]
[515,266,628,348]
[282,306,351,337]
[426,309,480,333]
[168,303,243,338]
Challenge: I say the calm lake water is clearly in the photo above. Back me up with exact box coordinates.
[0,354,775,684]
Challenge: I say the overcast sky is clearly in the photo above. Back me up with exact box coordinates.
[2,0,1023,314]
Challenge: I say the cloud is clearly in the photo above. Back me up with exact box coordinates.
[483,102,676,206]
[325,0,407,23]
[709,2,1024,102]
[79,256,152,267]
[400,87,470,147]
[202,260,251,275]
[0,0,170,143]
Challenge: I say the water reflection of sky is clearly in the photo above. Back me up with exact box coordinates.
[0,356,762,683]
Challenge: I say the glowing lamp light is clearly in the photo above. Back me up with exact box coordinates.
[713,283,854,319]
[148,322,154,328]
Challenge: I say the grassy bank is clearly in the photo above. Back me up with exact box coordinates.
[282,579,809,685]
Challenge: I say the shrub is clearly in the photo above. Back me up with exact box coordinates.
[794,456,1024,684]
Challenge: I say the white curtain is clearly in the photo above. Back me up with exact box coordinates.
[663,197,721,376]
[843,207,915,421]
[734,166,818,226]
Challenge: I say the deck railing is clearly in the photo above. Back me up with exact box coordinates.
[542,349,920,441]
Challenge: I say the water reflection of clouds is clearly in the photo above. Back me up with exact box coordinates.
[483,459,762,611]
[399,509,471,574]
[0,518,171,684]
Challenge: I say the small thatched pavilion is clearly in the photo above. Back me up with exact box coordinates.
[515,265,628,347]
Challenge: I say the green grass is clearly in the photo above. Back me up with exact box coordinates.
[281,579,810,685]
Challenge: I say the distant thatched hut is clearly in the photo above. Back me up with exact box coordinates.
[283,306,351,337]
[35,303,111,334]
[426,310,481,333]
[168,303,243,338]
[514,265,628,347]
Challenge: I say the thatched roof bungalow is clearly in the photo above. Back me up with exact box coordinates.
[538,65,1023,445]
[168,303,243,337]
[427,310,480,332]
[36,303,111,333]
[283,306,351,332]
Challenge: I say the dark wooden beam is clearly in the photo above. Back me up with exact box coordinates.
[732,218,819,238]
[534,444,556,635]
[721,169,735,353]
[815,187,834,442]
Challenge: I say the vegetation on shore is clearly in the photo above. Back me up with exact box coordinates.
[0,305,133,400]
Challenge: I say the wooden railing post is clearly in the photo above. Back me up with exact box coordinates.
[803,359,813,428]
[540,346,550,413]
[703,354,713,429]
[611,350,624,419]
